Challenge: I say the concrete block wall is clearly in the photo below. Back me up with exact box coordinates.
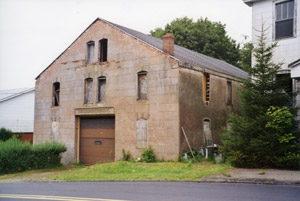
[34,19,180,164]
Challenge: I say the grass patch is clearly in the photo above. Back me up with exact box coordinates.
[259,171,266,175]
[54,161,230,181]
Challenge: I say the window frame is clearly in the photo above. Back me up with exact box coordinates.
[52,82,60,107]
[99,38,108,62]
[86,41,95,64]
[97,76,106,103]
[273,0,296,40]
[84,78,93,104]
[137,71,148,100]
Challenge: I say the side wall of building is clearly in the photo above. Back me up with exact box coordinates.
[178,68,241,153]
[252,0,300,69]
[34,20,180,164]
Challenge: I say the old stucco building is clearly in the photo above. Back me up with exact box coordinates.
[34,18,248,165]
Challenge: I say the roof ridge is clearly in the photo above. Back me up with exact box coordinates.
[0,88,35,103]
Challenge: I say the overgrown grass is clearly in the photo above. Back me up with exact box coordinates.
[53,161,230,181]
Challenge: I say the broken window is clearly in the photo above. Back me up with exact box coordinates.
[87,41,95,64]
[275,0,294,39]
[98,76,106,102]
[136,119,147,148]
[99,39,108,62]
[227,81,232,105]
[52,82,60,106]
[137,71,147,100]
[84,78,93,104]
[203,73,210,102]
[203,119,213,145]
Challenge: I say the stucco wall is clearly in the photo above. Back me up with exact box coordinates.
[252,0,300,69]
[178,68,241,153]
[34,19,180,164]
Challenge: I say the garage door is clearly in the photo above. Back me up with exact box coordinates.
[80,117,115,165]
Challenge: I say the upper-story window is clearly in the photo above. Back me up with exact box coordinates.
[98,76,106,102]
[275,0,295,39]
[52,82,60,106]
[87,41,95,64]
[203,73,210,103]
[137,71,147,100]
[99,39,108,62]
[84,78,93,104]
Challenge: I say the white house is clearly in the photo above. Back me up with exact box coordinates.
[244,0,300,105]
[0,88,35,139]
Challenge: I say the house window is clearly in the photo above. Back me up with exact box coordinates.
[52,82,60,106]
[275,0,294,39]
[87,41,95,64]
[203,73,210,102]
[137,71,147,100]
[99,39,108,62]
[84,78,93,104]
[203,119,213,145]
[98,76,106,102]
[136,119,147,148]
[227,81,232,105]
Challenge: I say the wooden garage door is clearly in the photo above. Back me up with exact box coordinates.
[80,117,115,165]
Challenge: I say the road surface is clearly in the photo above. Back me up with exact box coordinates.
[0,181,299,201]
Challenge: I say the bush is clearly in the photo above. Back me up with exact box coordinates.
[0,127,14,141]
[0,138,67,174]
[121,149,131,161]
[141,146,156,163]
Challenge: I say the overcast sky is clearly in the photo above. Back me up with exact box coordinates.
[0,0,251,90]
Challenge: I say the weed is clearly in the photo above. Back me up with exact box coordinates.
[259,171,266,175]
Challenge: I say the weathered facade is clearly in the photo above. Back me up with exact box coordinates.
[34,18,247,164]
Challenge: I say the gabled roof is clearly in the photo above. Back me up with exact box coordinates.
[36,18,248,80]
[289,59,300,68]
[0,88,35,103]
[243,0,264,6]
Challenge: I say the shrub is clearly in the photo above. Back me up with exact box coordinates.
[0,138,67,174]
[121,149,131,161]
[141,146,156,163]
[0,127,14,141]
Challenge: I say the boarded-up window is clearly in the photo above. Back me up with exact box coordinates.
[138,71,147,100]
[136,119,147,148]
[227,81,232,105]
[87,41,95,64]
[52,82,60,106]
[85,78,93,104]
[203,119,213,145]
[99,39,108,62]
[98,76,106,102]
[203,73,210,102]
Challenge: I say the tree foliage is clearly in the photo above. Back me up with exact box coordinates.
[221,26,300,169]
[150,17,243,67]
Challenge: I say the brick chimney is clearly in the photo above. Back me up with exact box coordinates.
[162,33,175,56]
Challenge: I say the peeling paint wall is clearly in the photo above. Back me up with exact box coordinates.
[178,68,241,153]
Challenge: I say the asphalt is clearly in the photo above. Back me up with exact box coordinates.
[200,168,300,185]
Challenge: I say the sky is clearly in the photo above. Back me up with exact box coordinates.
[0,0,252,90]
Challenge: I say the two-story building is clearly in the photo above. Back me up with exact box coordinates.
[34,18,247,165]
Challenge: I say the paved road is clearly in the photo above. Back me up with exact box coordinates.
[0,182,299,201]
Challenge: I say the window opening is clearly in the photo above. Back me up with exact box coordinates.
[87,41,95,64]
[275,0,294,39]
[98,76,106,102]
[53,82,60,106]
[203,73,210,102]
[99,39,108,62]
[85,78,93,104]
[227,81,232,105]
[136,119,147,148]
[138,71,147,100]
[203,119,213,146]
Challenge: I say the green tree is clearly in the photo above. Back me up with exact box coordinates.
[221,26,300,169]
[0,127,14,141]
[150,17,241,67]
[239,36,254,71]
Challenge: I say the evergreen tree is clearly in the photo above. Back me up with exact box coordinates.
[221,26,300,169]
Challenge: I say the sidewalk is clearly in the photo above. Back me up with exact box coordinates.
[200,168,300,185]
